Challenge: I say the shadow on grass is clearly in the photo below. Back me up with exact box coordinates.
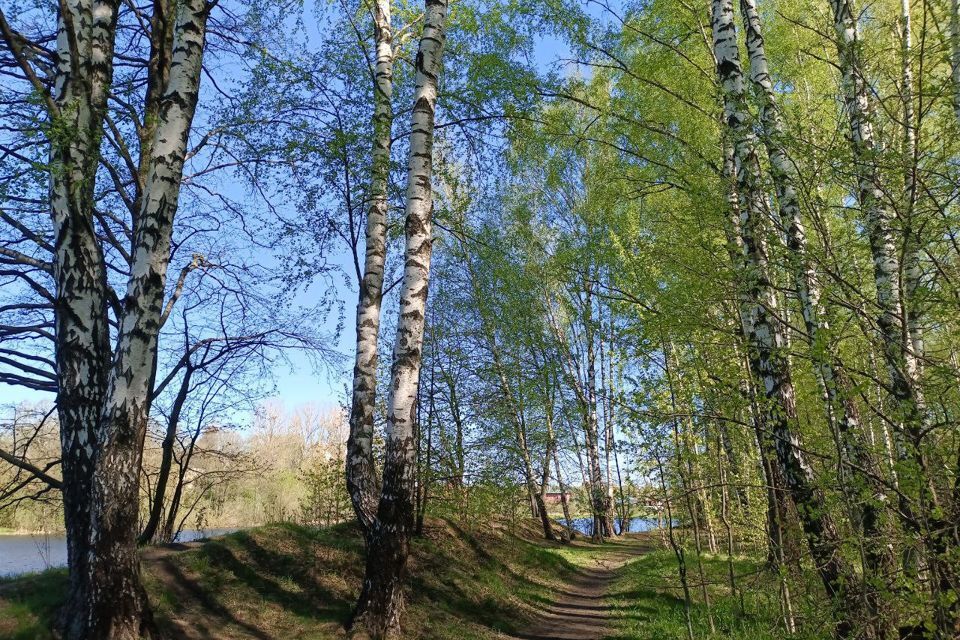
[0,569,68,640]
[190,532,352,618]
[149,523,362,639]
[154,555,273,640]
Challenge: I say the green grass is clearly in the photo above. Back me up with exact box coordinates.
[0,569,67,640]
[2,522,822,639]
[606,549,827,639]
[0,519,586,639]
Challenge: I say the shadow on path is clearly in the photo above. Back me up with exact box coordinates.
[515,538,652,640]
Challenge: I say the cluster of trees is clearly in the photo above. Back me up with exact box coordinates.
[432,0,959,637]
[3,0,960,638]
[349,0,960,636]
[1,402,349,536]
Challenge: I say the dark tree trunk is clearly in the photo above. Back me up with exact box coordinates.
[351,512,413,638]
[139,364,192,545]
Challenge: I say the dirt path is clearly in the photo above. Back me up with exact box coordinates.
[516,537,651,640]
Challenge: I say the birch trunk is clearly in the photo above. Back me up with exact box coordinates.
[951,0,960,121]
[599,325,619,536]
[348,0,394,532]
[829,0,925,439]
[739,1,894,628]
[583,279,611,540]
[725,147,794,571]
[49,2,118,635]
[353,2,446,636]
[83,2,209,636]
[829,1,958,631]
[545,392,570,540]
[536,422,555,541]
[553,451,575,540]
[712,1,858,634]
[899,0,923,380]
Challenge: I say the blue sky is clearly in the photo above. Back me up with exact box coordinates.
[0,3,587,423]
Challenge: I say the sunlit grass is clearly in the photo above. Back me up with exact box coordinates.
[607,548,827,639]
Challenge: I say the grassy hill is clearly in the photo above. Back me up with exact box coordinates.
[0,520,801,640]
[0,519,585,640]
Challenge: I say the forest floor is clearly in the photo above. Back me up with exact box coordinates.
[0,519,796,640]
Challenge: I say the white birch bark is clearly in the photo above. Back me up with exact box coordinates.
[84,1,210,636]
[381,0,445,516]
[712,1,856,632]
[829,0,923,421]
[583,279,611,540]
[348,0,394,533]
[827,0,951,517]
[49,1,119,635]
[739,2,893,629]
[899,0,924,379]
[354,1,447,636]
[831,2,960,629]
[951,0,960,121]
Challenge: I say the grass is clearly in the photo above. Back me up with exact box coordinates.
[1,520,818,639]
[0,569,68,640]
[606,548,828,639]
[0,518,585,639]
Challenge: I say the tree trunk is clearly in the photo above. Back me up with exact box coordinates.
[739,0,895,630]
[899,0,923,379]
[352,2,447,636]
[712,1,859,634]
[81,2,208,635]
[952,0,960,122]
[829,1,958,632]
[553,450,575,541]
[48,1,119,635]
[599,324,619,536]
[348,0,394,533]
[140,363,192,545]
[583,279,610,541]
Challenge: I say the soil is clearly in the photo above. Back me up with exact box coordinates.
[515,537,651,640]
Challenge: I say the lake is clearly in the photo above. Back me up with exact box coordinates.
[560,517,660,536]
[0,528,238,577]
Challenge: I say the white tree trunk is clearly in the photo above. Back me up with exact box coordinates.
[354,1,447,637]
[348,0,394,532]
[84,1,210,637]
[951,0,960,121]
[712,1,856,633]
[740,1,893,630]
[899,0,924,381]
[830,2,958,631]
[48,2,119,636]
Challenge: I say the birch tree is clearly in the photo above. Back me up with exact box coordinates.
[348,0,394,532]
[351,0,447,636]
[711,0,859,634]
[829,0,959,632]
[1,0,210,634]
[738,1,894,628]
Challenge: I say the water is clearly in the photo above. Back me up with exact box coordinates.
[557,517,660,536]
[0,528,238,577]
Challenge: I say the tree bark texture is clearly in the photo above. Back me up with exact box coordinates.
[348,0,394,533]
[352,2,447,637]
[49,0,210,635]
